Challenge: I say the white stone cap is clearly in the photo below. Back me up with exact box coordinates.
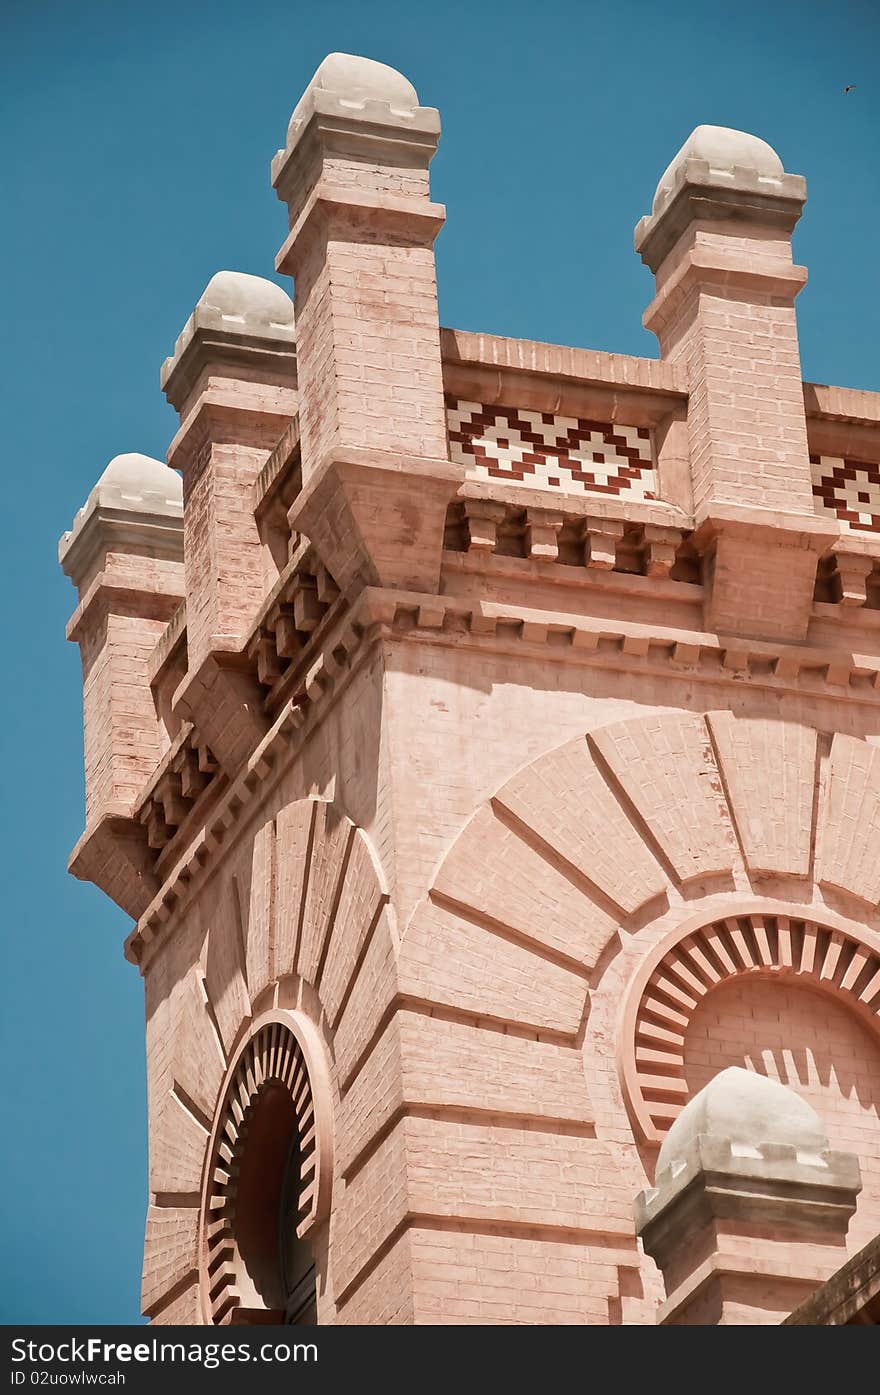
[161,271,295,391]
[59,453,183,580]
[272,52,440,183]
[634,1069,861,1244]
[635,125,806,270]
[652,125,788,217]
[288,53,420,140]
[659,1067,828,1173]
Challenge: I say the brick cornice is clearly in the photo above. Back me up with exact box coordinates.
[276,182,446,274]
[124,573,880,971]
[360,583,880,703]
[644,245,808,338]
[66,571,185,642]
[166,389,296,474]
[440,326,687,400]
[125,609,377,970]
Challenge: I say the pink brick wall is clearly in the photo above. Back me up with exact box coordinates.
[80,609,174,819]
[293,231,448,474]
[648,225,814,519]
[685,976,880,1254]
[62,70,880,1328]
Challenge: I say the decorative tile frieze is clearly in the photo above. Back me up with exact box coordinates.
[812,454,880,532]
[446,396,656,499]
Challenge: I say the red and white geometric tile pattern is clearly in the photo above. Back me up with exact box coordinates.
[812,453,880,533]
[446,397,656,498]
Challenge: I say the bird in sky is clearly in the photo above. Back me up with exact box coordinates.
[843,85,857,94]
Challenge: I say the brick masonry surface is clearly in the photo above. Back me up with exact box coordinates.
[685,976,880,1257]
[61,53,880,1328]
[446,397,657,498]
[812,453,880,532]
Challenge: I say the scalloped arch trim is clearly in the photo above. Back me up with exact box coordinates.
[619,906,880,1145]
[198,1009,333,1324]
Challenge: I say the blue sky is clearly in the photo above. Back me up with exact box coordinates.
[0,0,876,1324]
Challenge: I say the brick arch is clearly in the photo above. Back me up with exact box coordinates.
[398,712,880,1179]
[618,904,880,1146]
[403,711,880,1012]
[141,796,392,1323]
[198,1009,333,1324]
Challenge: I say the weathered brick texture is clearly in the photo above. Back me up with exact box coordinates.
[60,64,880,1327]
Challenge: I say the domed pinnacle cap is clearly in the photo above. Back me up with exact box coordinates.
[160,271,296,405]
[272,52,440,186]
[659,1068,829,1173]
[288,53,420,144]
[635,1067,862,1270]
[652,125,786,215]
[59,454,183,578]
[635,124,806,272]
[197,271,295,334]
[72,453,182,518]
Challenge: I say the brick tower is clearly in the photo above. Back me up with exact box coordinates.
[61,55,880,1325]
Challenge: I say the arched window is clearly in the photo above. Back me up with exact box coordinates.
[201,1017,330,1325]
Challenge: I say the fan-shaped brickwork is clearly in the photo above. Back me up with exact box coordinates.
[404,716,880,1037]
[142,797,389,1323]
[140,723,880,1320]
[397,710,880,1260]
[620,910,880,1145]
[200,1011,332,1325]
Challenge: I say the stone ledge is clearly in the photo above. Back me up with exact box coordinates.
[65,571,184,644]
[69,809,160,920]
[644,246,808,338]
[441,326,686,400]
[636,1133,862,1239]
[784,1232,880,1325]
[276,182,446,274]
[165,387,297,473]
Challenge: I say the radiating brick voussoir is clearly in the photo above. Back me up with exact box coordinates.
[203,886,251,1056]
[493,736,667,915]
[589,713,740,885]
[707,713,817,878]
[169,968,226,1124]
[274,798,318,981]
[398,899,586,1036]
[333,905,398,1088]
[240,820,275,1005]
[818,735,880,906]
[298,801,355,987]
[149,1093,209,1195]
[432,804,619,970]
[320,829,389,1027]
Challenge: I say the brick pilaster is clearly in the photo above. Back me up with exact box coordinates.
[272,53,461,594]
[637,126,837,641]
[60,454,185,916]
[161,271,297,770]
